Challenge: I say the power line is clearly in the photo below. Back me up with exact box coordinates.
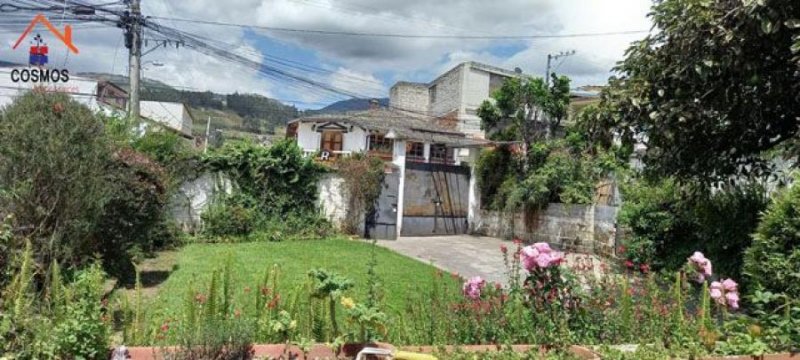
[149,16,649,40]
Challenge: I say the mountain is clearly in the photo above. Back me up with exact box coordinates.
[313,98,389,113]
[78,72,299,137]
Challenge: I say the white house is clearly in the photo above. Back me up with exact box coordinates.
[390,62,522,138]
[288,105,489,240]
[0,67,193,140]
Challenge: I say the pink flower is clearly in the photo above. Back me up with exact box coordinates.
[500,244,508,254]
[520,243,563,271]
[722,278,738,292]
[550,251,565,265]
[462,276,486,300]
[533,242,552,253]
[709,281,724,303]
[688,251,713,282]
[625,260,634,268]
[725,292,740,310]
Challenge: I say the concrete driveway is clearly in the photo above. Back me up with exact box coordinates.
[377,235,510,285]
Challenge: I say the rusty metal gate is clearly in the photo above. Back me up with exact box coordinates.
[400,162,470,236]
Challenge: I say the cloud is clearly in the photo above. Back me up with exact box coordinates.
[0,0,653,107]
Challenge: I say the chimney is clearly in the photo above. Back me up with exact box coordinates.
[368,98,380,110]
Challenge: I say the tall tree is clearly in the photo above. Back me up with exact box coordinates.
[608,0,800,184]
[477,74,571,166]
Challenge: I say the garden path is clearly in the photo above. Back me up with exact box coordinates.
[377,235,511,285]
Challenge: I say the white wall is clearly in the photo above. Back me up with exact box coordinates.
[168,172,232,233]
[140,100,193,137]
[343,127,368,152]
[296,122,368,154]
[317,173,349,229]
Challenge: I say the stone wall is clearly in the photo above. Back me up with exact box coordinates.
[471,203,619,257]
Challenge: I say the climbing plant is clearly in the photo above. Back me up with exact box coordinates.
[334,154,385,235]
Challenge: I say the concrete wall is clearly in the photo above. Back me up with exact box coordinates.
[471,204,619,257]
[460,66,507,136]
[168,172,232,233]
[317,173,351,229]
[140,101,193,137]
[390,82,429,113]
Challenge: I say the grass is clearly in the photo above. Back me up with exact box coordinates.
[148,238,456,318]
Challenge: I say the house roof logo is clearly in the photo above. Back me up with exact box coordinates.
[12,14,79,66]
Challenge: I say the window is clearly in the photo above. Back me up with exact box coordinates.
[429,85,437,104]
[430,143,447,162]
[367,134,393,154]
[406,142,425,160]
[320,131,343,152]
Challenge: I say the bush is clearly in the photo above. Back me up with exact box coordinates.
[744,180,800,301]
[0,243,110,359]
[619,178,768,280]
[0,92,112,270]
[201,193,261,237]
[203,139,325,216]
[0,92,175,278]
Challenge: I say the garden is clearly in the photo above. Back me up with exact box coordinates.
[1,0,800,358]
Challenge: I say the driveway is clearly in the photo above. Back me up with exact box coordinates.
[377,235,510,285]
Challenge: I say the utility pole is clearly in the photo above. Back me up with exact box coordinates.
[204,116,212,153]
[545,50,575,86]
[127,0,143,120]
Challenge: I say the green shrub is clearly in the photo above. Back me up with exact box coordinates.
[51,264,109,359]
[0,92,176,277]
[201,193,261,237]
[203,139,325,216]
[744,180,800,301]
[0,92,112,270]
[619,178,767,279]
[1,243,109,359]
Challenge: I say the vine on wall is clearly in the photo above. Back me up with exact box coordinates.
[334,154,386,235]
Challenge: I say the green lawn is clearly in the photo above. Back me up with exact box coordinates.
[149,239,455,317]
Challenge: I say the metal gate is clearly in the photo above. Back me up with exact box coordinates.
[401,162,470,236]
[364,171,400,240]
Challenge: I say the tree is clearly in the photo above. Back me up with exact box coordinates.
[0,92,112,268]
[477,74,571,167]
[608,0,800,184]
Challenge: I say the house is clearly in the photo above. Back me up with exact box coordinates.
[0,67,194,140]
[288,103,490,240]
[390,62,522,139]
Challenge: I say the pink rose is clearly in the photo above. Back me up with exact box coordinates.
[535,253,552,268]
[462,276,486,300]
[722,278,738,292]
[725,292,740,310]
[710,288,724,304]
[688,251,713,282]
[532,242,552,253]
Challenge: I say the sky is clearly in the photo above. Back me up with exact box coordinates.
[0,0,653,109]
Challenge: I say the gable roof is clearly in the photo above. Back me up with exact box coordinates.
[290,108,490,147]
